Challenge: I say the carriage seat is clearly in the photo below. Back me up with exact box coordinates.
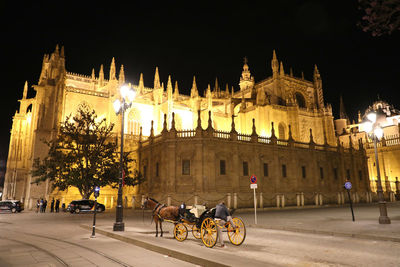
[189,204,206,218]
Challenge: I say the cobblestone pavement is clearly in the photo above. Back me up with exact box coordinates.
[0,201,399,266]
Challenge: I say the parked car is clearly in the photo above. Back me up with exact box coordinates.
[67,200,105,214]
[0,200,24,213]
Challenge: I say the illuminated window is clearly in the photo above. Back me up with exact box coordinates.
[182,160,190,175]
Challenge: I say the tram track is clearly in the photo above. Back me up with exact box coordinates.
[2,237,68,266]
[3,230,134,267]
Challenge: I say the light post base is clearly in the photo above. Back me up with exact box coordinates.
[378,201,391,224]
[113,222,125,231]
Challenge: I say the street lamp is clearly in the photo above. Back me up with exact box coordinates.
[364,110,391,224]
[113,85,136,231]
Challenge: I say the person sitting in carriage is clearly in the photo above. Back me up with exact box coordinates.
[215,201,236,247]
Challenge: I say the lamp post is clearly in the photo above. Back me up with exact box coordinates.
[364,111,391,224]
[113,85,136,231]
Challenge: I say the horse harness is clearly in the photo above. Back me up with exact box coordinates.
[152,202,166,221]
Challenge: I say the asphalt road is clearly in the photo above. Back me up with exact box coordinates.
[0,206,399,267]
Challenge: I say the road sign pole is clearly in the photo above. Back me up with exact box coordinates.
[347,189,355,222]
[253,188,257,224]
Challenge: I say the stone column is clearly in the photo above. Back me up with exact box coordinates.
[259,193,263,209]
[296,193,301,207]
[281,194,285,208]
[227,193,231,209]
[337,192,342,205]
[319,193,323,206]
[276,194,281,208]
[315,194,319,206]
[110,196,114,208]
[301,192,304,206]
[167,195,171,206]
[104,196,108,208]
[141,194,145,206]
[194,195,198,206]
[233,193,238,209]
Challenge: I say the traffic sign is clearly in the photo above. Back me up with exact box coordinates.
[250,175,257,184]
[250,184,258,189]
[344,181,352,190]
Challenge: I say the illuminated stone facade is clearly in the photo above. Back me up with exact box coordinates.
[3,46,370,209]
[336,99,400,199]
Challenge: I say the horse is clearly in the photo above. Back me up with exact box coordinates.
[142,197,180,237]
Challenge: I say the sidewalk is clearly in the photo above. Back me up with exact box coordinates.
[83,201,400,266]
[243,201,400,243]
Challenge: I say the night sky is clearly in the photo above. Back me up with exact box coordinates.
[1,0,400,159]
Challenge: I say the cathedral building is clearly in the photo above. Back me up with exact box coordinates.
[3,46,370,209]
[335,99,400,200]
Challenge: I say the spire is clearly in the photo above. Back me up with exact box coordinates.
[22,81,28,99]
[118,65,125,85]
[290,67,293,77]
[313,64,324,109]
[109,57,116,80]
[91,68,95,80]
[167,75,173,100]
[271,50,279,76]
[174,81,179,100]
[280,61,285,76]
[231,86,235,97]
[99,64,104,87]
[225,83,229,97]
[191,76,198,98]
[240,57,255,91]
[138,73,144,94]
[313,64,320,79]
[213,77,219,96]
[153,67,160,89]
[60,46,65,58]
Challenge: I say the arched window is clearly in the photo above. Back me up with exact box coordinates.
[295,92,306,108]
[278,123,286,140]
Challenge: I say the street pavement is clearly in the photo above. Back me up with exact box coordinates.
[0,201,399,266]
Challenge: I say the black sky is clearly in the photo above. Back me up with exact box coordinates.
[1,0,400,158]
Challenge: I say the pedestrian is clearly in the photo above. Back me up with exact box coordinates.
[36,199,40,213]
[214,201,236,248]
[39,199,43,213]
[55,199,60,213]
[43,199,47,213]
[62,203,66,212]
[50,198,54,212]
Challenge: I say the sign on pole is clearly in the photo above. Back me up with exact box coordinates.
[250,174,257,224]
[344,180,355,222]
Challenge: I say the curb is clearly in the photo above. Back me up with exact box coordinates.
[248,224,400,243]
[80,225,229,267]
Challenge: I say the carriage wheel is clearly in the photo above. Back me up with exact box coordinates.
[174,223,188,242]
[200,217,218,248]
[227,217,246,246]
[192,224,201,239]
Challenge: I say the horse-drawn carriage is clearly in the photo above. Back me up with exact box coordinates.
[143,197,246,248]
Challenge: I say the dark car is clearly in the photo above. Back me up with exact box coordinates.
[67,200,105,214]
[0,200,24,213]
